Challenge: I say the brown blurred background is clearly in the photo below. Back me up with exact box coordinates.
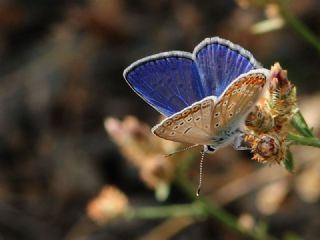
[0,0,320,239]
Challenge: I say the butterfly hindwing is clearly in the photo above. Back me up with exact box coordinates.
[153,69,270,147]
[124,52,205,116]
[210,69,270,138]
[194,37,261,97]
[152,97,217,145]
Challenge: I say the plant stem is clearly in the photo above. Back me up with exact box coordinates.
[277,0,320,53]
[175,163,275,240]
[175,175,243,233]
[127,203,204,219]
[288,133,320,147]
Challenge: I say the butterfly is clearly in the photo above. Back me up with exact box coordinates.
[124,37,271,155]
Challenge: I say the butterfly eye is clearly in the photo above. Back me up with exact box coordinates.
[214,122,220,128]
[229,113,233,118]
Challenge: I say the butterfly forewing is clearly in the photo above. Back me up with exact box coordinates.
[193,37,261,97]
[124,53,204,116]
[211,71,268,135]
[152,97,216,145]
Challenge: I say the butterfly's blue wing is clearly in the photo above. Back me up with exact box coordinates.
[193,37,261,97]
[124,52,204,116]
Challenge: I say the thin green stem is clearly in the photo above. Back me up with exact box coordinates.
[127,203,204,220]
[288,133,320,147]
[174,156,249,235]
[277,0,320,52]
[175,163,275,240]
[175,175,242,233]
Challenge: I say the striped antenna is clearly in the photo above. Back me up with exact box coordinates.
[165,144,200,157]
[196,150,206,196]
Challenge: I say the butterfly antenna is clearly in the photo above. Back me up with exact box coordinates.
[165,144,199,157]
[196,150,206,196]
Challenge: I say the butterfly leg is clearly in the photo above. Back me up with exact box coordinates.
[232,133,251,150]
[232,128,264,150]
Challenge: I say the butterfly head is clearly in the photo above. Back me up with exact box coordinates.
[204,145,216,154]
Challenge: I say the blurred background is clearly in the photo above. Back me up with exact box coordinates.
[0,0,320,239]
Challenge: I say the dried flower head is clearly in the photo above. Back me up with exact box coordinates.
[87,185,129,225]
[105,116,161,166]
[246,104,274,133]
[244,63,297,165]
[246,133,287,165]
[270,63,292,94]
[269,63,298,127]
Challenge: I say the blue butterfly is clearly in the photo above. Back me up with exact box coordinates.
[124,37,270,154]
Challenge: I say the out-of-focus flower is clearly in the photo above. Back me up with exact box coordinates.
[244,63,298,165]
[140,154,175,189]
[238,213,255,231]
[250,3,284,34]
[256,179,289,215]
[251,17,284,34]
[105,116,159,166]
[87,185,129,225]
[295,160,320,203]
[105,116,183,195]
